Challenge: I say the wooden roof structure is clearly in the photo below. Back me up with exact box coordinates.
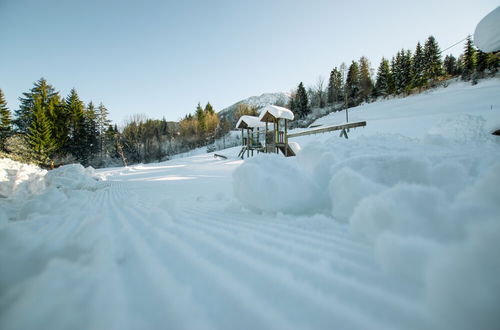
[258,105,294,123]
[235,115,266,129]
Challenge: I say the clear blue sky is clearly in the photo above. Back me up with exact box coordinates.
[1,0,497,124]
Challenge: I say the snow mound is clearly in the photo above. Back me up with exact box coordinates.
[425,114,493,144]
[0,158,46,199]
[474,5,500,52]
[233,126,500,329]
[232,154,323,214]
[45,164,99,191]
[0,160,100,222]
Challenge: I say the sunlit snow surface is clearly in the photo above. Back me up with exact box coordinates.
[1,78,500,330]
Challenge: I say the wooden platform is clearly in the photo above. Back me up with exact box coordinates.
[287,121,366,138]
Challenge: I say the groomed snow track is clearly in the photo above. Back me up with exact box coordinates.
[2,176,429,330]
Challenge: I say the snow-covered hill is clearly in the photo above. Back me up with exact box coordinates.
[1,78,499,330]
[218,92,289,122]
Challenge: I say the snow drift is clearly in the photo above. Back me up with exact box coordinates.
[233,113,500,329]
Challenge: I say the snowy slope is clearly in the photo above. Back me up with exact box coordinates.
[218,92,290,123]
[1,78,500,330]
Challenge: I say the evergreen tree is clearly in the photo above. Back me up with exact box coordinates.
[97,102,111,159]
[461,35,476,81]
[14,78,60,134]
[27,99,57,165]
[84,102,99,163]
[295,82,309,119]
[195,103,206,138]
[204,102,215,115]
[327,67,343,105]
[374,58,393,98]
[65,88,87,161]
[345,61,360,106]
[444,54,458,76]
[0,89,12,150]
[358,56,374,102]
[412,42,426,89]
[475,50,488,77]
[423,35,443,82]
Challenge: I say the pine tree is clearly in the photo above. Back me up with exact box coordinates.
[27,99,57,165]
[374,58,392,98]
[345,61,360,106]
[423,36,443,82]
[195,103,206,137]
[475,50,488,77]
[84,102,99,164]
[97,102,111,160]
[65,88,86,161]
[14,78,60,134]
[412,42,426,89]
[0,89,12,150]
[327,67,343,105]
[358,56,374,102]
[444,54,458,76]
[204,102,215,115]
[461,35,476,81]
[295,82,309,119]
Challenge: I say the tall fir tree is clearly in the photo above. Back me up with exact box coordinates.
[327,67,343,105]
[345,61,360,106]
[443,54,458,76]
[84,102,99,164]
[295,82,309,119]
[412,42,426,89]
[27,99,57,165]
[65,88,87,161]
[195,102,206,138]
[0,88,12,149]
[97,102,111,160]
[461,35,476,81]
[204,102,215,114]
[423,35,443,82]
[14,78,60,134]
[374,58,393,98]
[358,56,374,102]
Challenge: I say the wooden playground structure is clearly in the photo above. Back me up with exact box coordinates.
[236,105,367,158]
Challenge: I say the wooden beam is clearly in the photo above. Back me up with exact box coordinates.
[287,121,366,138]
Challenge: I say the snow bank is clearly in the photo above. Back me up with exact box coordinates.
[474,5,500,53]
[233,114,500,329]
[0,160,100,222]
[233,154,323,214]
[0,158,46,199]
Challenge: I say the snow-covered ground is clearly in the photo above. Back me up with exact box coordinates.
[1,78,499,330]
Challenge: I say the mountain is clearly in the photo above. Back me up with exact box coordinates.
[218,92,290,124]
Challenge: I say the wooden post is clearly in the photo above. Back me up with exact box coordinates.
[247,128,250,158]
[284,119,288,157]
[241,128,244,146]
[275,119,279,154]
[265,122,268,153]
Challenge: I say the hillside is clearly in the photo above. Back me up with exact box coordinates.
[1,78,499,330]
[217,92,290,123]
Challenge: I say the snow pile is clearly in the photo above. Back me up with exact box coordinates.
[0,160,100,222]
[474,5,500,53]
[233,114,500,329]
[0,158,46,199]
[425,114,493,145]
[233,153,323,214]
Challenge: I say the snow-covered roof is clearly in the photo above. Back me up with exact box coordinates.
[235,115,266,129]
[474,6,500,53]
[258,105,294,122]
